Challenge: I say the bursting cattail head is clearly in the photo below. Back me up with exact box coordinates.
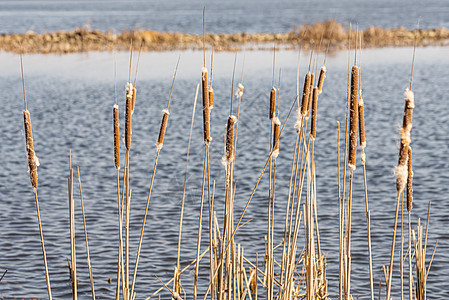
[306,73,315,119]
[310,87,319,140]
[237,83,244,98]
[113,104,120,169]
[209,88,214,109]
[131,87,137,113]
[125,82,133,150]
[358,95,366,149]
[407,146,413,211]
[272,117,281,158]
[224,115,237,164]
[23,110,39,188]
[269,87,276,120]
[301,72,311,116]
[348,66,359,172]
[396,88,415,192]
[157,109,170,150]
[317,65,326,94]
[202,67,211,145]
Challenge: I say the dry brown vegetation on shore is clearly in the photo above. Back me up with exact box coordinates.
[2,20,449,54]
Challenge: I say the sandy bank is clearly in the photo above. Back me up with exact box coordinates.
[2,20,448,54]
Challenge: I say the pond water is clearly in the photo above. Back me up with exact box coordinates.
[0,46,448,298]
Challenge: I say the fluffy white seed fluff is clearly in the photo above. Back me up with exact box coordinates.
[272,149,280,159]
[162,109,170,115]
[126,82,133,99]
[221,154,233,167]
[361,152,366,164]
[156,143,163,150]
[202,67,208,81]
[172,292,183,300]
[114,104,119,109]
[236,83,244,98]
[361,141,367,148]
[404,89,414,107]
[395,164,408,192]
[274,117,281,126]
[349,163,356,172]
[321,65,327,73]
[231,115,237,123]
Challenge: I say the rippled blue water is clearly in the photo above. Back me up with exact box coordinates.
[0,47,448,299]
[0,0,448,34]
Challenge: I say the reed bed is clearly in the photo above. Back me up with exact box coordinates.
[15,28,441,300]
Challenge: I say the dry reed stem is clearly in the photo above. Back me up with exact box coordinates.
[348,66,359,171]
[386,192,402,300]
[194,148,209,300]
[407,146,413,212]
[68,160,77,300]
[310,87,319,140]
[77,167,96,300]
[317,66,326,94]
[301,73,312,116]
[125,83,133,150]
[33,188,53,299]
[113,105,120,169]
[175,83,199,294]
[146,247,210,300]
[209,97,297,297]
[23,110,39,188]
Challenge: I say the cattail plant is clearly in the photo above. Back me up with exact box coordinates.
[317,66,326,94]
[348,65,359,172]
[407,146,413,212]
[387,87,416,300]
[20,54,52,300]
[300,72,311,116]
[306,73,315,119]
[310,87,319,140]
[396,89,414,192]
[225,115,237,162]
[202,67,211,145]
[272,117,280,158]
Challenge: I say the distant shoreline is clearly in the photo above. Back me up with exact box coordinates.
[2,20,448,54]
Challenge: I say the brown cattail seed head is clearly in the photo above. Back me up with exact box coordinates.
[23,110,39,188]
[396,89,415,192]
[317,66,326,94]
[225,115,237,162]
[113,105,120,169]
[131,87,137,113]
[301,72,311,116]
[306,73,315,119]
[407,146,413,211]
[348,66,359,171]
[209,88,214,109]
[202,67,211,145]
[310,87,319,140]
[125,82,133,150]
[358,96,366,148]
[269,87,276,120]
[272,117,281,158]
[157,109,170,150]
